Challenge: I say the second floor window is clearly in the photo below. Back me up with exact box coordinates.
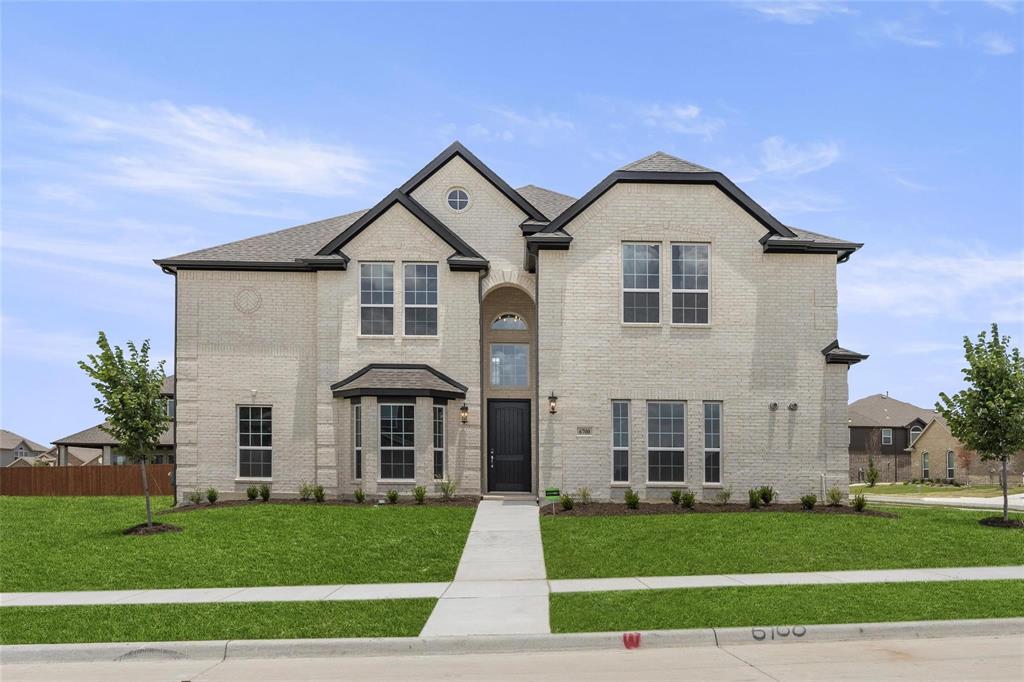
[491,343,528,387]
[881,428,893,445]
[622,243,660,323]
[404,263,438,336]
[360,263,394,335]
[672,244,709,324]
[909,425,922,444]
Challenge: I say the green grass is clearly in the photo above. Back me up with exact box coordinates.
[852,484,1024,498]
[541,505,1023,579]
[550,580,1024,633]
[0,496,475,592]
[0,599,436,644]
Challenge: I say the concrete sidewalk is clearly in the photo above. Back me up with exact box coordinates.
[421,499,549,637]
[862,492,1024,511]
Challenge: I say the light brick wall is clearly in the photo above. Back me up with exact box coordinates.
[537,183,849,502]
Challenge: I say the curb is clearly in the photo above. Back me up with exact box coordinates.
[2,618,1021,665]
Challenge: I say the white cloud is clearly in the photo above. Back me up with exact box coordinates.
[641,103,725,139]
[841,248,1024,320]
[743,2,854,25]
[984,1,1018,14]
[758,136,841,177]
[489,107,575,132]
[977,32,1016,55]
[876,21,942,48]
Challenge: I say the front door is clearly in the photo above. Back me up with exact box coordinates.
[487,399,531,492]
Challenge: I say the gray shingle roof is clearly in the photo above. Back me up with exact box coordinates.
[516,185,577,221]
[848,394,943,428]
[0,430,48,452]
[53,422,174,448]
[619,151,713,173]
[331,364,467,399]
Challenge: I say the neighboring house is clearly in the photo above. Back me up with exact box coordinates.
[907,419,1024,485]
[0,430,48,468]
[52,376,176,466]
[155,142,865,503]
[7,452,57,468]
[848,393,940,483]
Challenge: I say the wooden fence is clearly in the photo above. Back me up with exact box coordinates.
[0,464,174,496]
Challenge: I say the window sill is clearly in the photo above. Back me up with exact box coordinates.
[377,479,417,484]
[401,335,440,340]
[621,322,662,328]
[235,477,272,483]
[702,483,723,488]
[670,323,711,329]
[645,482,689,488]
[610,482,631,488]
[357,335,396,340]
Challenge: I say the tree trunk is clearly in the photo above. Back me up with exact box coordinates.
[1002,456,1009,523]
[140,458,153,527]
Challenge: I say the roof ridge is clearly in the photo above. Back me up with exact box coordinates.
[619,150,713,173]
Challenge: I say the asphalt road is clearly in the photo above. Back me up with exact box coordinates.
[3,634,1022,681]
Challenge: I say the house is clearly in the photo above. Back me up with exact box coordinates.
[848,393,940,483]
[52,376,176,466]
[907,419,1024,485]
[155,142,865,503]
[0,430,49,468]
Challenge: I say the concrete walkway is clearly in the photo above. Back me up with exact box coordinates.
[420,499,549,637]
[862,492,1024,511]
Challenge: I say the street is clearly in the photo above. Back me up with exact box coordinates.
[3,634,1021,681]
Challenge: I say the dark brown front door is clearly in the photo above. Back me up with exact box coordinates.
[487,400,531,492]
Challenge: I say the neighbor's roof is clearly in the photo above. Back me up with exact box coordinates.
[43,445,102,465]
[848,394,943,428]
[0,429,48,452]
[161,375,175,396]
[619,151,713,173]
[52,422,174,448]
[331,364,468,400]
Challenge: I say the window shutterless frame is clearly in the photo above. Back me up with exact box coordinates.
[703,401,722,484]
[379,402,415,481]
[946,450,955,479]
[647,401,685,483]
[922,452,930,479]
[433,405,445,480]
[881,428,893,445]
[403,262,438,336]
[359,262,394,336]
[237,405,272,479]
[672,243,710,325]
[621,242,661,324]
[352,403,362,480]
[611,400,630,483]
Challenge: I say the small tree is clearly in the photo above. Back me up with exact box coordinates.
[79,332,170,527]
[937,324,1024,523]
[956,449,972,485]
[866,456,880,487]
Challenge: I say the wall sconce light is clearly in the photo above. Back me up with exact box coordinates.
[548,392,559,414]
[460,402,469,424]
[788,402,799,411]
[768,401,779,411]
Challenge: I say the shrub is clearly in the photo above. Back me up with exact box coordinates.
[826,486,843,506]
[852,493,867,512]
[259,483,271,502]
[560,493,574,511]
[386,489,399,504]
[748,488,761,509]
[714,487,733,505]
[576,487,592,505]
[624,488,640,509]
[670,490,682,505]
[800,494,817,510]
[299,482,314,501]
[188,490,203,505]
[313,485,325,503]
[757,485,777,505]
[680,491,696,509]
[866,457,880,487]
[354,487,366,504]
[439,479,457,501]
[246,485,259,501]
[413,485,427,505]
[206,487,219,505]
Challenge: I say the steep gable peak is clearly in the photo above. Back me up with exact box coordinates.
[619,151,713,173]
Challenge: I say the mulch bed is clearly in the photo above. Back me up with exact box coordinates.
[161,496,481,514]
[979,516,1024,529]
[123,522,183,536]
[540,501,897,518]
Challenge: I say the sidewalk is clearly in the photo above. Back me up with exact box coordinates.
[862,492,1024,511]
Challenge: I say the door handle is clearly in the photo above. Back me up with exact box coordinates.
[489,454,494,468]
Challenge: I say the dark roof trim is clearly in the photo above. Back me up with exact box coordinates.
[399,141,547,223]
[447,255,490,272]
[762,237,863,263]
[330,363,468,400]
[334,387,465,400]
[540,171,798,239]
[315,190,485,265]
[526,231,573,254]
[822,340,869,365]
[154,259,325,274]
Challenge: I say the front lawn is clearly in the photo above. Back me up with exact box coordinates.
[0,599,435,644]
[853,483,1024,498]
[0,496,475,592]
[541,505,1023,579]
[550,580,1024,633]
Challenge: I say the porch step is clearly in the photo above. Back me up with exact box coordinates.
[481,493,538,503]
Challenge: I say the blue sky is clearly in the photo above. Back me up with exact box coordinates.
[2,1,1022,445]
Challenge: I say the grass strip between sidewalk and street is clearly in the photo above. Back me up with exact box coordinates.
[0,598,437,644]
[550,580,1024,633]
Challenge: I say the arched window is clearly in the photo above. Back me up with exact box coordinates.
[491,313,527,331]
[909,425,922,444]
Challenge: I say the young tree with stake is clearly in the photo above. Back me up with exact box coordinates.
[79,332,171,527]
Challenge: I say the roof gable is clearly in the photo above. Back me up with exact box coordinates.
[848,394,942,428]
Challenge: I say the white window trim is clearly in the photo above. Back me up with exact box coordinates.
[622,242,661,326]
[353,403,363,481]
[703,401,723,485]
[378,402,416,483]
[237,404,273,480]
[647,401,686,484]
[946,450,955,479]
[922,452,930,479]
[359,262,395,337]
[671,243,711,326]
[611,400,630,485]
[403,262,439,338]
[909,425,922,444]
[489,342,530,388]
[881,428,893,445]
[446,187,470,213]
[433,405,445,480]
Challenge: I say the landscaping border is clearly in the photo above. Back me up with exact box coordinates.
[540,502,895,518]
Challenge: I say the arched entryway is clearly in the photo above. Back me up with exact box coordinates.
[480,285,536,493]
